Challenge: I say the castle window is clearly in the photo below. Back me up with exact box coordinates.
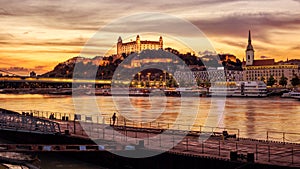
[248,55,250,60]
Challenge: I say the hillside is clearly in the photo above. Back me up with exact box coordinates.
[41,56,115,79]
[40,51,247,79]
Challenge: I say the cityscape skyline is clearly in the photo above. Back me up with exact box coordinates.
[1,0,300,75]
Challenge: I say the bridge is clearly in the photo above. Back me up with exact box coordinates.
[0,76,111,85]
[0,108,60,134]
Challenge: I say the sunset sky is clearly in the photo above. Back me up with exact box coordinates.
[1,0,300,75]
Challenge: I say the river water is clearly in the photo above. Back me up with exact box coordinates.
[0,94,299,142]
[1,94,300,168]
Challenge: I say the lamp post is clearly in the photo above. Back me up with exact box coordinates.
[147,73,151,87]
[147,73,151,81]
[138,72,141,83]
[163,71,166,88]
[169,73,173,88]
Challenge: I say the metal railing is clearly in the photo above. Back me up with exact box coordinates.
[19,110,240,139]
[0,112,60,134]
[3,109,300,167]
[267,131,300,144]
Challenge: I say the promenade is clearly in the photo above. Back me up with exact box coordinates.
[0,109,299,168]
[53,115,300,168]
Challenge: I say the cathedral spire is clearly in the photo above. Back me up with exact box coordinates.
[246,30,254,51]
[118,36,122,43]
[248,30,252,45]
[246,30,254,66]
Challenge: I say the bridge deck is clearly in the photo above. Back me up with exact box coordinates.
[0,109,61,134]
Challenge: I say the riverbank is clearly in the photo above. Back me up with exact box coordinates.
[0,87,206,97]
[0,87,292,97]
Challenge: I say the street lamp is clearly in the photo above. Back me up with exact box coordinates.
[138,72,141,83]
[163,71,167,88]
[168,73,173,88]
[147,72,151,81]
[147,73,151,87]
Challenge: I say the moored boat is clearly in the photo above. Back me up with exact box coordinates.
[281,92,292,98]
[208,81,268,97]
[290,91,300,99]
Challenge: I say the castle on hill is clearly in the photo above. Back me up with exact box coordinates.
[117,35,163,56]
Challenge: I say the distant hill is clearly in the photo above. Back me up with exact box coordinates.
[40,51,244,79]
[276,59,300,67]
[41,56,115,79]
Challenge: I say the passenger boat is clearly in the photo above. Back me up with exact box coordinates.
[48,88,72,95]
[208,81,268,97]
[281,92,292,98]
[89,88,150,96]
[290,91,300,99]
[163,87,203,97]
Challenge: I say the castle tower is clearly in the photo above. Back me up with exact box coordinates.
[159,36,163,49]
[136,35,141,52]
[246,30,254,66]
[117,36,123,56]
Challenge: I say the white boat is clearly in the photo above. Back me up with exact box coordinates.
[290,91,300,99]
[280,90,300,99]
[281,92,292,98]
[208,81,268,97]
[163,87,203,97]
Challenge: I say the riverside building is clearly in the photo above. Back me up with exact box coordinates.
[243,31,299,86]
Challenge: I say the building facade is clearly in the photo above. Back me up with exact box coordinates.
[243,31,299,86]
[117,35,163,56]
[243,64,298,85]
[173,67,243,85]
[192,68,244,82]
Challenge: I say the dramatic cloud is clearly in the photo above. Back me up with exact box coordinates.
[290,45,300,50]
[0,0,300,75]
[218,40,245,48]
[198,50,216,56]
[192,12,300,41]
[260,56,270,59]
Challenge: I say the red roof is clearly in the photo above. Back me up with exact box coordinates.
[252,59,275,66]
[243,59,275,66]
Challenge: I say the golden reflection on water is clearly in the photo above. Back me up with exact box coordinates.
[0,94,300,141]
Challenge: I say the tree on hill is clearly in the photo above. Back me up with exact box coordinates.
[196,78,202,87]
[279,74,288,87]
[260,76,265,83]
[267,75,276,86]
[291,74,300,87]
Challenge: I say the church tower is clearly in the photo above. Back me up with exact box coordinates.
[136,35,141,52]
[159,36,163,49]
[117,36,123,56]
[246,30,254,66]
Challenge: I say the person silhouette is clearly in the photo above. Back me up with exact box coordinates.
[112,113,117,126]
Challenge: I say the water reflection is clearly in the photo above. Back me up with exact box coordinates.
[0,94,299,140]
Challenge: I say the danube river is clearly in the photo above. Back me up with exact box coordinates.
[0,94,300,142]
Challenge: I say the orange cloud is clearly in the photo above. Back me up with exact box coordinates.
[0,0,300,75]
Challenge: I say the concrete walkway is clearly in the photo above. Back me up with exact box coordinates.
[55,120,300,168]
